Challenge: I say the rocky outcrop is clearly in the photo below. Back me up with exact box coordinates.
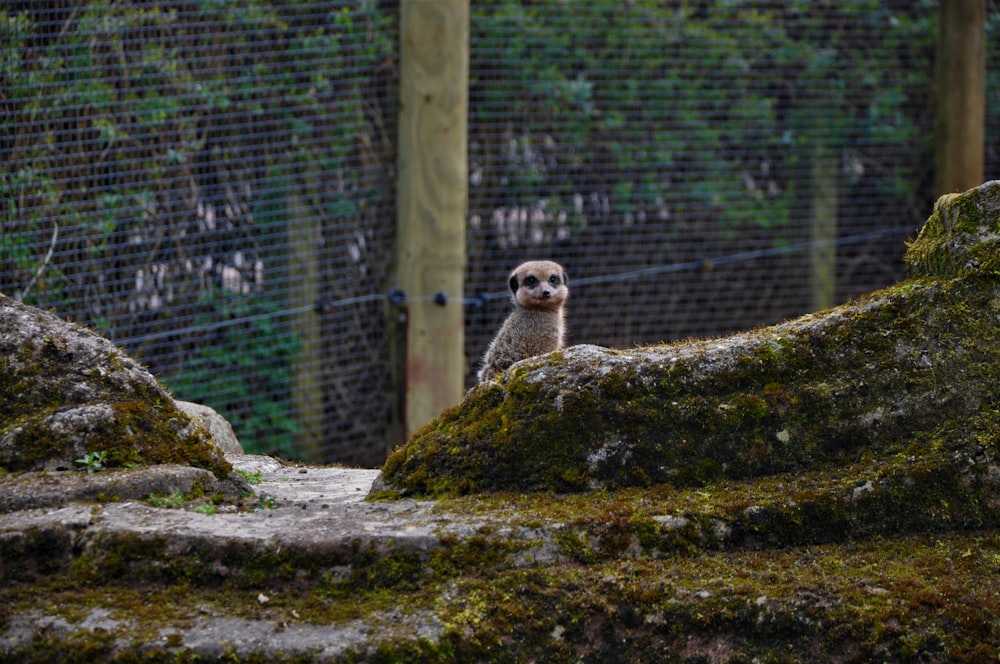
[4,452,1000,661]
[380,181,1000,498]
[0,294,232,477]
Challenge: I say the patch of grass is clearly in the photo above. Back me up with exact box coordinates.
[235,468,264,485]
[147,489,186,509]
[253,495,276,511]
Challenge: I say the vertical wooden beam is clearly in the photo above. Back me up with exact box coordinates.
[935,0,985,196]
[810,141,837,312]
[395,0,469,439]
[288,170,323,461]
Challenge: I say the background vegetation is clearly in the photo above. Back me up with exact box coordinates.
[2,0,997,463]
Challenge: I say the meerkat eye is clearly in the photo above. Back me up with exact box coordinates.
[524,276,539,287]
[549,275,560,286]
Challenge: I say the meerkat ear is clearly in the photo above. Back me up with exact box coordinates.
[509,274,519,294]
[562,271,568,286]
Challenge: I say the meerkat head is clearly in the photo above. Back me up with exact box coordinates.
[508,260,568,311]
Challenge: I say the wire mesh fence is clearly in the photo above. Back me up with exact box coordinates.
[465,0,939,354]
[3,1,998,467]
[2,0,399,465]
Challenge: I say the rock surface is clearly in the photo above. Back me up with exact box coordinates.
[0,458,450,661]
[175,400,246,456]
[0,294,232,476]
[4,454,1000,661]
[0,463,247,513]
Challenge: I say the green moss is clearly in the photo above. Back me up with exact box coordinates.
[1,299,231,478]
[904,183,1000,278]
[7,480,1000,660]
[426,532,1000,662]
[2,524,458,661]
[382,202,1000,497]
[2,396,230,478]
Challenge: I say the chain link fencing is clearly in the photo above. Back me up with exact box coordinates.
[3,1,998,466]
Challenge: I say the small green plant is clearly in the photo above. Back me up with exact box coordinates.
[254,495,276,511]
[235,468,264,485]
[75,451,107,473]
[148,489,187,509]
[192,502,217,515]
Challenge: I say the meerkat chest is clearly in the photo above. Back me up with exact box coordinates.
[509,309,564,354]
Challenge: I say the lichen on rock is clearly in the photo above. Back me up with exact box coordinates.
[379,180,1000,498]
[904,179,1000,278]
[0,294,231,478]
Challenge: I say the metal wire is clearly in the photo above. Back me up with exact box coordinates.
[4,1,998,467]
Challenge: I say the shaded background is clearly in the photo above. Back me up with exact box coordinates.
[3,0,998,466]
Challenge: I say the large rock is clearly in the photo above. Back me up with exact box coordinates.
[380,181,1000,498]
[0,294,231,477]
[3,448,1000,661]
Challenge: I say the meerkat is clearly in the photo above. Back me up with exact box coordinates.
[477,260,569,383]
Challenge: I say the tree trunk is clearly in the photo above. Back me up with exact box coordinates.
[935,0,985,195]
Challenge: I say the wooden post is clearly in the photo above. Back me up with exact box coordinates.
[394,0,469,439]
[287,169,323,461]
[935,0,985,195]
[810,141,837,312]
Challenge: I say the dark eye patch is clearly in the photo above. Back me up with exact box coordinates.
[524,276,539,287]
[549,274,560,286]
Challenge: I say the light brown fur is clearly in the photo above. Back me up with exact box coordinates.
[478,260,568,383]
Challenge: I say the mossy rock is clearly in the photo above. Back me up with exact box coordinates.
[0,294,230,477]
[904,180,1000,278]
[381,180,1000,497]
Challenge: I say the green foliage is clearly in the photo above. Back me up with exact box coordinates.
[254,495,276,511]
[234,468,264,486]
[162,291,301,457]
[147,488,224,513]
[74,451,107,473]
[469,0,936,234]
[147,489,187,509]
[2,0,397,462]
[192,502,217,515]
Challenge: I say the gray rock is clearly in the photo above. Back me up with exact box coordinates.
[174,400,245,456]
[0,464,248,513]
[380,181,1000,496]
[0,294,230,476]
